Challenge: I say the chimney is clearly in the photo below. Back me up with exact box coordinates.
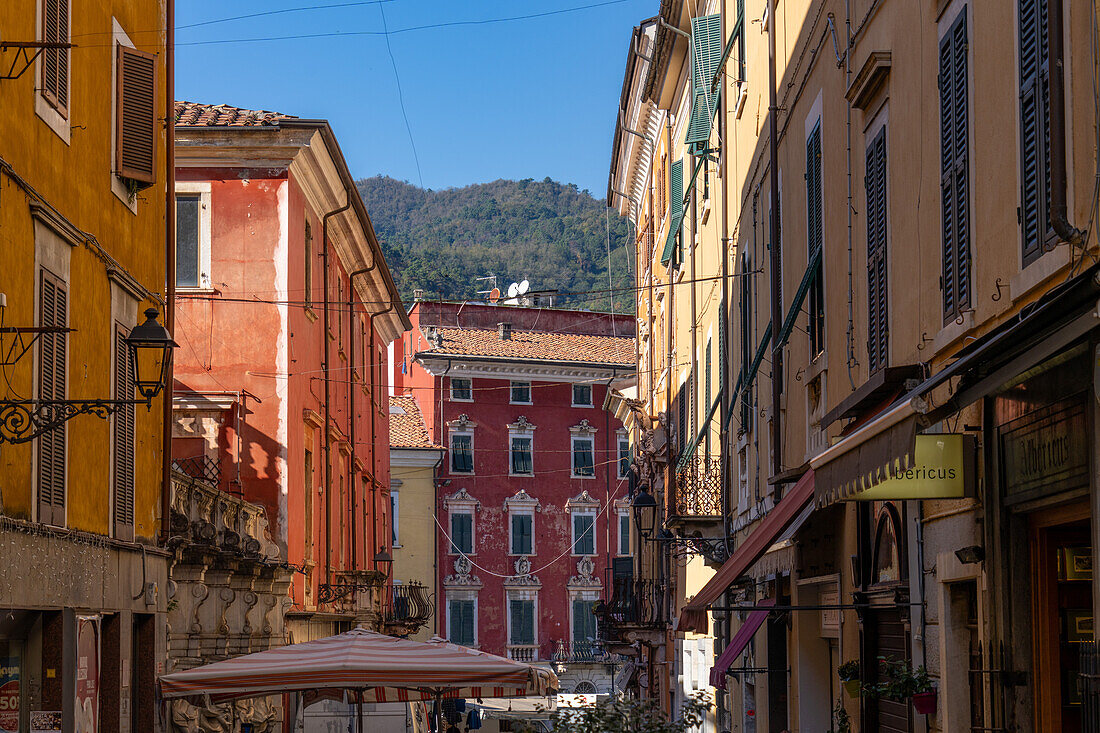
[498,322,512,340]
[413,288,425,301]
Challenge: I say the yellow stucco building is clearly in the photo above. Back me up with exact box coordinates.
[0,1,171,730]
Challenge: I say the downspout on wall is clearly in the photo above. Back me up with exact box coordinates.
[160,0,175,545]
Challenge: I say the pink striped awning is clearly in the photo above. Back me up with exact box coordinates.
[708,599,775,689]
[159,628,558,703]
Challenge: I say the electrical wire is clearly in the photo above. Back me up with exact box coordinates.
[378,2,424,189]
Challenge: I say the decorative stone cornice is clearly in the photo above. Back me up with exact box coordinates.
[446,414,477,431]
[566,489,600,511]
[503,489,541,512]
[444,556,482,589]
[443,487,481,512]
[569,419,598,435]
[568,556,602,589]
[415,357,630,383]
[507,416,537,433]
[503,556,542,588]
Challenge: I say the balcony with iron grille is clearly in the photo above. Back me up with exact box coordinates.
[670,454,723,524]
[595,577,669,644]
[380,581,434,637]
[550,639,608,665]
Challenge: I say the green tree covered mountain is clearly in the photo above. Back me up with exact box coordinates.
[356,176,635,314]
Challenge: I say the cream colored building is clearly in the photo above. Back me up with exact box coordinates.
[608,0,1100,731]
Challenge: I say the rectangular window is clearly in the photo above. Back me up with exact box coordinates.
[1018,0,1057,265]
[510,381,532,404]
[113,324,135,540]
[572,513,596,555]
[115,45,157,183]
[571,436,595,477]
[391,491,399,546]
[617,437,631,478]
[37,269,67,526]
[509,599,535,646]
[511,513,533,555]
[450,434,473,473]
[704,338,713,454]
[510,436,533,475]
[806,122,825,357]
[450,377,472,401]
[450,512,473,555]
[866,125,889,372]
[448,599,476,646]
[618,513,631,555]
[739,249,753,431]
[572,383,593,406]
[942,10,972,320]
[40,0,70,115]
[304,220,313,307]
[572,598,597,644]
[175,194,201,288]
[303,444,314,553]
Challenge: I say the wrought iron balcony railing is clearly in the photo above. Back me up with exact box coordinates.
[551,639,607,664]
[672,455,723,518]
[507,645,539,662]
[600,577,669,630]
[382,582,433,629]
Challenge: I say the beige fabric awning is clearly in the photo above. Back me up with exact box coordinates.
[810,398,923,507]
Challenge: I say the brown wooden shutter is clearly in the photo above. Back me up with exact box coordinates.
[113,324,136,540]
[866,127,889,373]
[41,0,69,115]
[37,270,67,526]
[116,45,157,183]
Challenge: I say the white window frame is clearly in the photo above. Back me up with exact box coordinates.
[174,182,213,291]
[507,416,537,477]
[571,511,597,556]
[449,377,473,402]
[447,595,478,647]
[449,510,475,556]
[444,488,480,556]
[503,488,540,557]
[506,590,538,648]
[449,431,475,474]
[570,435,596,479]
[571,382,594,407]
[617,510,632,556]
[616,429,631,479]
[390,489,400,548]
[570,589,601,647]
[509,511,535,556]
[510,380,532,404]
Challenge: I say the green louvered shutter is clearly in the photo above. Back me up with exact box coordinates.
[685,14,723,149]
[660,159,684,264]
[1018,0,1052,267]
[941,12,971,322]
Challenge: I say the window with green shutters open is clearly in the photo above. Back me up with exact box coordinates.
[1018,0,1060,266]
[450,512,473,555]
[511,513,533,555]
[685,13,723,151]
[941,10,972,322]
[113,324,136,540]
[37,269,67,527]
[660,159,684,265]
[739,249,753,432]
[509,599,535,646]
[806,122,826,358]
[866,126,889,373]
[448,599,476,646]
[704,338,712,455]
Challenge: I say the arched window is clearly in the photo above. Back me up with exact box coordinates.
[872,505,903,585]
[574,680,597,695]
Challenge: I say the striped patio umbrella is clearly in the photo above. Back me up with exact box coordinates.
[159,628,558,730]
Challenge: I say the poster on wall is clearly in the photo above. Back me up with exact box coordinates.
[29,711,61,733]
[75,617,100,733]
[0,658,19,733]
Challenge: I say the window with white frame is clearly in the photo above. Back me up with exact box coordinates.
[511,513,533,555]
[571,436,595,478]
[572,597,598,647]
[450,511,473,555]
[568,490,599,556]
[510,381,532,404]
[618,511,631,555]
[450,377,472,401]
[448,414,476,474]
[508,416,536,476]
[448,597,476,646]
[508,596,536,647]
[572,383,593,407]
[390,490,400,547]
[617,431,631,478]
[175,184,212,290]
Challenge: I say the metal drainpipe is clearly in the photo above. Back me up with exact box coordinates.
[767,0,784,494]
[160,0,175,545]
[347,275,358,567]
[690,161,698,456]
[322,195,352,585]
[665,118,675,531]
[1048,0,1087,248]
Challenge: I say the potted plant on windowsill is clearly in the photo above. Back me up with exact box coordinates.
[865,657,937,714]
[838,660,861,698]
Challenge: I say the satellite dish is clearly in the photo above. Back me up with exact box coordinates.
[489,287,501,304]
[507,282,520,298]
[517,280,530,295]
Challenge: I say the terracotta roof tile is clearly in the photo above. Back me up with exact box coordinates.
[418,327,635,366]
[389,395,440,449]
[175,101,293,128]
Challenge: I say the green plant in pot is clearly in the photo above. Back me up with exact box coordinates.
[864,657,936,713]
[833,698,852,733]
[837,660,861,698]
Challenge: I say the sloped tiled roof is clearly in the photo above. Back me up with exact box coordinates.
[418,327,635,366]
[389,395,440,449]
[175,101,293,128]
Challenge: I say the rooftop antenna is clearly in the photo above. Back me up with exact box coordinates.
[474,274,499,302]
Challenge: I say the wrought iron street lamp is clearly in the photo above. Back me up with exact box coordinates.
[631,488,657,540]
[0,308,176,444]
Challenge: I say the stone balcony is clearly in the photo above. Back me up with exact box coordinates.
[507,645,539,663]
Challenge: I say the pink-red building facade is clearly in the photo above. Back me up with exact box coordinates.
[170,102,411,656]
[392,300,635,693]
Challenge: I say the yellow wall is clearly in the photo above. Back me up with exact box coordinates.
[391,453,443,641]
[0,0,168,539]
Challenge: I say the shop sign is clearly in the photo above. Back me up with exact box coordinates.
[1000,397,1089,504]
[843,435,974,501]
[0,658,18,733]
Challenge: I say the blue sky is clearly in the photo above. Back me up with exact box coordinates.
[175,0,653,197]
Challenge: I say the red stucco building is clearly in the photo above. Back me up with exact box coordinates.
[392,300,635,693]
[169,102,411,664]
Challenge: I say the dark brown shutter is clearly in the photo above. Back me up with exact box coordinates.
[116,45,157,184]
[41,0,69,115]
[806,124,825,357]
[38,270,67,526]
[866,127,889,373]
[113,324,136,540]
[941,12,971,322]
[1019,0,1053,266]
